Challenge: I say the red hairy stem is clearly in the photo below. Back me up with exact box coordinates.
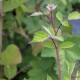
[50,10,56,34]
[0,0,2,53]
[56,24,62,33]
[49,10,61,80]
[71,76,80,79]
[52,39,61,80]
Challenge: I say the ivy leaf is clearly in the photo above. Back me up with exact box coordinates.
[47,75,52,80]
[52,36,64,41]
[56,12,63,22]
[62,20,69,27]
[4,65,17,79]
[68,63,76,76]
[58,42,75,48]
[42,41,54,48]
[31,31,48,42]
[64,76,70,80]
[31,12,43,16]
[68,11,80,20]
[0,44,22,65]
[2,0,27,12]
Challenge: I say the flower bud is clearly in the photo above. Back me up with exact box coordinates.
[46,4,57,11]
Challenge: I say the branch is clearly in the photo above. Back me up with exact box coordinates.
[50,10,56,35]
[71,76,80,79]
[11,65,30,80]
[56,24,62,33]
[35,0,49,27]
[0,0,2,53]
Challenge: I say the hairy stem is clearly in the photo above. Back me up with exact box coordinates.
[0,0,2,53]
[50,10,61,80]
[50,10,56,34]
[52,39,61,80]
[56,24,62,33]
[71,76,80,79]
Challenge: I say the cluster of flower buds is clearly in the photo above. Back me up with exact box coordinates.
[46,4,57,11]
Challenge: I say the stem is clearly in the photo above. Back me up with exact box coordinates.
[52,39,61,80]
[49,10,61,80]
[50,10,56,34]
[56,24,62,33]
[0,0,2,53]
[35,0,49,27]
[71,76,80,79]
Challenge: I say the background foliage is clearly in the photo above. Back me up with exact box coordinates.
[0,0,80,80]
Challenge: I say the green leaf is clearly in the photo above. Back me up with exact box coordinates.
[28,58,56,80]
[4,65,17,79]
[41,48,56,57]
[56,12,63,22]
[64,76,70,80]
[41,47,80,79]
[2,0,27,12]
[62,24,72,34]
[23,78,27,80]
[47,75,52,80]
[68,63,75,76]
[42,26,52,37]
[62,20,69,27]
[31,12,43,16]
[42,41,54,48]
[52,36,64,41]
[58,42,75,48]
[31,31,48,42]
[0,44,22,65]
[20,4,35,13]
[68,11,80,20]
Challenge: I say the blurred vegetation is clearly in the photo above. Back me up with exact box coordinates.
[0,0,80,80]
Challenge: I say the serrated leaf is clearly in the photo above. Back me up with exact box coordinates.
[42,41,54,48]
[2,0,27,12]
[32,42,44,55]
[31,31,48,42]
[52,36,64,41]
[31,12,43,16]
[41,47,80,79]
[42,26,52,37]
[64,76,70,80]
[21,4,35,13]
[68,63,75,76]
[62,20,69,27]
[56,11,63,22]
[0,44,22,65]
[68,11,80,20]
[28,58,55,80]
[62,24,72,34]
[47,75,52,80]
[4,65,17,79]
[41,48,56,57]
[58,42,75,48]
